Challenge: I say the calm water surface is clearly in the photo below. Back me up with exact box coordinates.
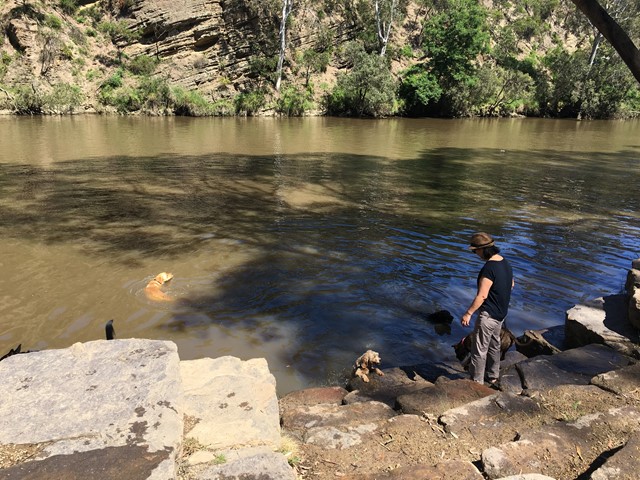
[1,116,639,394]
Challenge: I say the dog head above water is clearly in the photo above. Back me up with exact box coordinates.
[152,272,173,285]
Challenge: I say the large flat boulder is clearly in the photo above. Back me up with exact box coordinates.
[515,344,633,391]
[590,431,640,480]
[347,460,484,479]
[397,377,495,416]
[439,392,542,437]
[565,295,639,358]
[278,386,348,413]
[590,362,640,398]
[626,261,640,329]
[180,356,281,450]
[0,339,183,480]
[345,367,434,407]
[481,406,640,479]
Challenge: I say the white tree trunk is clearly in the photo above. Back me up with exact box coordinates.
[375,0,398,56]
[276,0,293,92]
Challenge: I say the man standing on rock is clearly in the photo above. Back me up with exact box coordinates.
[461,232,514,388]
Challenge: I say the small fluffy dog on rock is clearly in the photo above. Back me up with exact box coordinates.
[145,272,174,302]
[353,350,385,383]
[453,325,516,370]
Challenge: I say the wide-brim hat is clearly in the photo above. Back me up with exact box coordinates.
[469,232,495,250]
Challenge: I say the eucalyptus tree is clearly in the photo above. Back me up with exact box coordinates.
[570,0,640,83]
[399,0,490,116]
[374,0,399,56]
[275,0,293,91]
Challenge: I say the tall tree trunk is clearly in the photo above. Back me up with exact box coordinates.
[570,0,640,84]
[275,0,293,92]
[375,0,398,57]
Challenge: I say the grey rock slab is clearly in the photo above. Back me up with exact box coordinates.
[180,356,281,451]
[195,448,296,480]
[0,339,182,479]
[517,357,591,390]
[566,295,640,357]
[501,350,529,370]
[278,386,347,414]
[345,367,433,407]
[304,422,380,449]
[439,392,542,436]
[499,363,524,394]
[481,406,640,479]
[516,344,634,391]
[495,476,557,480]
[397,377,495,416]
[349,460,483,479]
[590,431,640,480]
[402,361,467,382]
[590,362,640,396]
[0,445,171,480]
[281,400,396,433]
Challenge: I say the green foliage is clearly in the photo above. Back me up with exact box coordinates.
[99,20,139,44]
[535,47,585,117]
[399,65,442,116]
[325,43,397,117]
[421,0,490,85]
[0,52,11,81]
[13,85,44,114]
[577,45,639,119]
[127,55,159,76]
[172,87,213,116]
[8,82,83,114]
[76,5,102,27]
[99,75,171,113]
[137,76,171,111]
[85,69,99,81]
[248,56,278,85]
[620,87,640,118]
[234,90,267,116]
[400,0,489,116]
[469,64,535,116]
[59,0,78,15]
[43,83,83,113]
[100,69,124,90]
[299,48,331,85]
[44,14,63,30]
[276,85,314,116]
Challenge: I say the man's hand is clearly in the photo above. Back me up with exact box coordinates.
[461,312,472,327]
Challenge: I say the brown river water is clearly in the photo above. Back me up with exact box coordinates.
[1,116,639,395]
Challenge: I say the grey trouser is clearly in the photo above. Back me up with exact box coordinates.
[469,310,503,383]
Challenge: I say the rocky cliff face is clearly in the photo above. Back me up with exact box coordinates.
[120,0,260,95]
[0,0,346,113]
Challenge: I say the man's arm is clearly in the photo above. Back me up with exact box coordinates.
[461,277,493,326]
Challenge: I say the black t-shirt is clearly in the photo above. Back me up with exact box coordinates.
[477,258,513,321]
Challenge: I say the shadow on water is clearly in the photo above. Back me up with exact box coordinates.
[0,146,639,389]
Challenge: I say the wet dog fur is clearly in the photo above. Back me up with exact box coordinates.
[145,272,174,302]
[353,349,385,383]
[453,325,516,370]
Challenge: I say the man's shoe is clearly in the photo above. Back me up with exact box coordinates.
[485,380,501,391]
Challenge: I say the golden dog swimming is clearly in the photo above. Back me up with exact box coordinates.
[353,350,385,383]
[145,272,174,302]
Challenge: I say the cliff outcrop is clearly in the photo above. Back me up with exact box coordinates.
[0,0,346,113]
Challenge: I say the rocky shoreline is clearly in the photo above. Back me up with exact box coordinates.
[279,258,640,479]
[0,259,638,480]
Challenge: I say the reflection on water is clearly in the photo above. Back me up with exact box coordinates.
[0,117,639,395]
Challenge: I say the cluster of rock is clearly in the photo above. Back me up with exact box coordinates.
[0,341,295,480]
[279,259,640,479]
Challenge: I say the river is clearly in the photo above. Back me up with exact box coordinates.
[1,116,638,395]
